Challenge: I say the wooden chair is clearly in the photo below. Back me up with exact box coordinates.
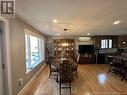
[108,56,116,73]
[59,60,72,95]
[121,59,127,81]
[114,58,122,77]
[108,56,122,77]
[48,57,58,78]
[71,60,78,77]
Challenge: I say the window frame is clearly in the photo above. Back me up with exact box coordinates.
[101,39,112,49]
[25,29,44,73]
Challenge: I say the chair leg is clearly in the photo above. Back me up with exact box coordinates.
[108,65,111,73]
[56,75,58,82]
[49,71,51,78]
[119,67,122,76]
[59,81,61,95]
[76,70,78,77]
[121,71,127,81]
[69,82,71,94]
[114,67,117,77]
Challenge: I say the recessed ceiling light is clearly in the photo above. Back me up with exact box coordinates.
[53,19,58,23]
[57,33,60,36]
[113,20,121,25]
[87,33,90,36]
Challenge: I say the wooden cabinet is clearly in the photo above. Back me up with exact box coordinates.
[78,54,95,64]
[53,39,75,59]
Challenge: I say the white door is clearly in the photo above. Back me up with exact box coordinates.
[0,32,3,95]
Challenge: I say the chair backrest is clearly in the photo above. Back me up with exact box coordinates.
[48,57,55,69]
[121,59,127,69]
[59,60,72,82]
[72,59,78,67]
[108,56,115,64]
[115,57,122,64]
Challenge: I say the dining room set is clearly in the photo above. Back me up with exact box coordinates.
[48,57,78,95]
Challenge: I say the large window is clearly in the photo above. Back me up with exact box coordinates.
[25,29,44,73]
[101,39,112,49]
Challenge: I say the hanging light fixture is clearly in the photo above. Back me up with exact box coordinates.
[61,28,69,47]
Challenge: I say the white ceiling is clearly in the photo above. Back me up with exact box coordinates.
[16,0,127,36]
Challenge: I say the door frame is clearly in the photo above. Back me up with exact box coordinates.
[0,29,3,95]
[0,18,12,95]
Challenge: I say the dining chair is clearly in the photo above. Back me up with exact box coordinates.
[108,56,116,73]
[114,58,122,77]
[59,60,72,95]
[71,60,78,77]
[108,56,122,77]
[121,59,127,81]
[48,57,58,78]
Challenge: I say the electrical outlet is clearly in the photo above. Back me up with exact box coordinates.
[18,78,23,87]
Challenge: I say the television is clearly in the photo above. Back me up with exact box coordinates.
[79,45,95,54]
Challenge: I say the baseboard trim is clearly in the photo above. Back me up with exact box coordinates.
[18,63,46,95]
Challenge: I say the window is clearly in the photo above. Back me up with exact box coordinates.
[101,39,112,49]
[25,29,44,73]
[109,39,112,48]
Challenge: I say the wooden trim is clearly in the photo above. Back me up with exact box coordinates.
[0,18,12,95]
[18,63,46,95]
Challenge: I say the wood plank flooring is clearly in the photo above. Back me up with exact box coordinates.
[20,64,127,95]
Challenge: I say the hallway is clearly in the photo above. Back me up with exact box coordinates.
[21,64,127,95]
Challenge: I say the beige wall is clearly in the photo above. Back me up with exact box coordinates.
[9,18,46,95]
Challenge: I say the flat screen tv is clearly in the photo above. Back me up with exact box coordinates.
[79,45,95,54]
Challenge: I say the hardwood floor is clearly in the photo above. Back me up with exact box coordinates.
[21,64,127,95]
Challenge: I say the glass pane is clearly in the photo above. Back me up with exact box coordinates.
[101,40,105,48]
[109,39,112,48]
[41,39,44,61]
[30,36,39,68]
[101,39,108,48]
[25,34,31,70]
[25,34,28,69]
[38,38,44,62]
[38,38,42,62]
[105,39,108,48]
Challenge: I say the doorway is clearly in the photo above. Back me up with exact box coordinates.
[0,19,12,95]
[0,21,4,95]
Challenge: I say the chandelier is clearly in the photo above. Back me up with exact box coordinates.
[61,28,69,47]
